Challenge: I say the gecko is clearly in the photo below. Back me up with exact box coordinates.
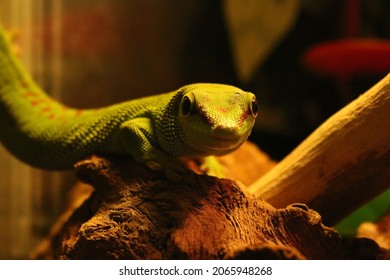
[0,25,258,180]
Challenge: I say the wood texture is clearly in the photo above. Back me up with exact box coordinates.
[32,143,387,260]
[249,74,390,225]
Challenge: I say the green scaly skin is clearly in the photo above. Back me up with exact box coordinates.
[0,25,258,180]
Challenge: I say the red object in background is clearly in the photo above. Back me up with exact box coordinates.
[304,0,390,82]
[304,39,390,78]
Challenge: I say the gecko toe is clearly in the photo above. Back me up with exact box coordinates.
[146,161,163,171]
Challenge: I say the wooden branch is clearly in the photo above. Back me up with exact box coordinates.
[41,153,383,260]
[249,74,390,225]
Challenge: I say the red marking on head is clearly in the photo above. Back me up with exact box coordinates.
[198,105,214,126]
[238,108,250,127]
[218,107,229,114]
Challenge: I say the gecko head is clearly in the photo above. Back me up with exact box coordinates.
[177,83,258,156]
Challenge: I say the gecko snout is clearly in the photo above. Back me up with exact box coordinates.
[212,124,240,141]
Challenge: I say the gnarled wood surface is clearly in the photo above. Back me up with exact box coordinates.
[32,146,387,260]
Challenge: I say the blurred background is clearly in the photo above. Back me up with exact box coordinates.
[0,0,389,259]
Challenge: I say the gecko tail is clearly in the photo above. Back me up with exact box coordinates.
[0,24,22,70]
[0,25,12,54]
[0,23,37,113]
[0,24,92,170]
[0,24,43,94]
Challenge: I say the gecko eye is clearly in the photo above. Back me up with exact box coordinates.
[181,96,192,116]
[250,96,259,117]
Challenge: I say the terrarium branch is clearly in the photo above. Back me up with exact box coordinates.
[249,74,390,225]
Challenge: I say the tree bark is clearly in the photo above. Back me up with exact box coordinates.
[249,74,390,225]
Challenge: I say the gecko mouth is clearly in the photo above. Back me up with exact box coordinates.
[208,135,242,150]
[213,136,240,144]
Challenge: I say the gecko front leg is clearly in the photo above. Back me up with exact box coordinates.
[118,118,185,181]
[200,156,227,178]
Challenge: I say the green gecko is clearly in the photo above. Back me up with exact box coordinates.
[0,25,258,180]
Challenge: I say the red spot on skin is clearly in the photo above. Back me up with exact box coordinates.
[75,109,84,116]
[41,107,51,113]
[30,100,39,106]
[30,98,50,106]
[22,92,38,97]
[48,114,56,120]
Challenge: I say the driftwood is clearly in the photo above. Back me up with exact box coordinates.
[32,143,387,260]
[31,142,276,259]
[32,75,390,259]
[250,74,390,225]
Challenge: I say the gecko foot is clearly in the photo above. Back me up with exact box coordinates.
[200,156,226,178]
[146,160,186,182]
